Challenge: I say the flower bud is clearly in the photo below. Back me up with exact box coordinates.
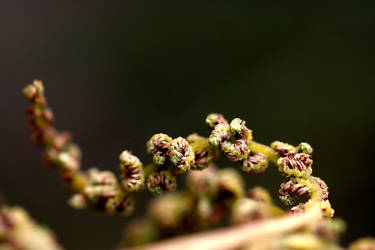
[208,124,231,146]
[169,137,195,174]
[239,152,268,174]
[221,140,250,161]
[205,113,228,128]
[119,150,145,192]
[296,142,313,156]
[146,133,172,165]
[277,153,313,179]
[146,171,177,196]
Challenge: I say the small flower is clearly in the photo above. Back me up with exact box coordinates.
[229,118,253,144]
[119,150,145,192]
[205,113,228,128]
[146,171,177,196]
[277,153,313,179]
[229,118,245,133]
[279,178,311,205]
[239,152,269,174]
[296,142,313,156]
[208,124,231,146]
[169,137,195,174]
[105,194,135,216]
[146,133,173,165]
[221,139,250,161]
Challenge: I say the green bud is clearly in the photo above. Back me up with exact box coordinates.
[105,194,135,216]
[147,171,177,196]
[239,152,268,173]
[119,150,145,192]
[277,153,313,179]
[146,133,172,165]
[221,140,250,161]
[88,168,117,186]
[205,113,228,128]
[297,142,313,155]
[169,137,195,174]
[230,118,245,133]
[208,124,231,146]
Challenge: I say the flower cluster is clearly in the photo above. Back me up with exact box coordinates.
[22,81,333,219]
[124,165,279,245]
[274,142,334,217]
[20,81,375,249]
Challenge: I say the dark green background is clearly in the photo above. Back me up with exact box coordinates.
[1,1,375,249]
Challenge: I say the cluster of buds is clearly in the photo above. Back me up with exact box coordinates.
[119,151,145,192]
[206,114,269,174]
[275,141,334,217]
[146,170,177,196]
[23,81,136,215]
[68,168,135,216]
[147,134,195,174]
[22,82,336,226]
[124,167,286,246]
[0,204,62,250]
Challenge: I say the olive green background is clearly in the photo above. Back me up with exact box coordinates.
[1,1,375,249]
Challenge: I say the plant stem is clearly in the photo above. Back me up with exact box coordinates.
[121,206,321,250]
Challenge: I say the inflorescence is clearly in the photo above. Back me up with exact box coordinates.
[21,80,358,248]
[23,80,334,218]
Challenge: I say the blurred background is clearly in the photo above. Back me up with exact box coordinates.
[1,1,375,249]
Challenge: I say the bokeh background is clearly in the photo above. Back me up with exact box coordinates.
[1,1,375,249]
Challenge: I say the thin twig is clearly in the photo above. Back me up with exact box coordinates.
[121,206,321,250]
